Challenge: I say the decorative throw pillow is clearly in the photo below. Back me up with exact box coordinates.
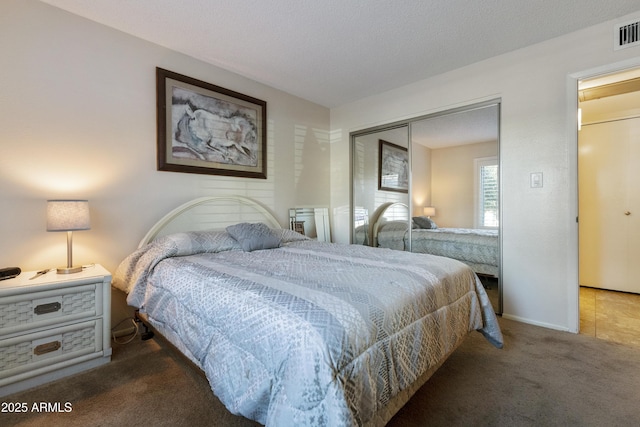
[226,222,282,252]
[412,216,438,229]
[381,221,410,232]
[277,228,311,243]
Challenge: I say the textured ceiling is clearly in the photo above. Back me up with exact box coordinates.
[40,0,640,108]
[412,105,499,148]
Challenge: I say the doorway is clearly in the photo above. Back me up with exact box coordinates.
[578,67,640,346]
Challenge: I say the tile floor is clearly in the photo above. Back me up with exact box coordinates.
[580,286,640,347]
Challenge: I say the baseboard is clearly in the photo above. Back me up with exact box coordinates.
[501,313,571,333]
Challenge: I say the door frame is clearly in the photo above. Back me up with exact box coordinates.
[568,56,640,333]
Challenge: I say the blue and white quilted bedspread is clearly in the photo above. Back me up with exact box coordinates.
[114,228,502,426]
[377,224,499,276]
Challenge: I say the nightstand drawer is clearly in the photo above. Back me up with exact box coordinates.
[0,283,100,336]
[0,265,111,396]
[0,319,103,383]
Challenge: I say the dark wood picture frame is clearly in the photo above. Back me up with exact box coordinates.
[156,68,267,179]
[293,221,305,235]
[378,139,409,193]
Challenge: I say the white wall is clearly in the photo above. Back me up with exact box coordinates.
[331,10,640,332]
[0,2,329,279]
[410,143,431,214]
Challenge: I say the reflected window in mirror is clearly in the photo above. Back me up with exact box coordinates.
[353,207,369,245]
[474,156,499,228]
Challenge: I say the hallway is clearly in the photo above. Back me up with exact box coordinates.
[580,286,640,347]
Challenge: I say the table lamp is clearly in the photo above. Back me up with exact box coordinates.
[47,200,90,274]
[423,206,436,218]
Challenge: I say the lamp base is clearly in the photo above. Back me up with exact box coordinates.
[57,266,83,274]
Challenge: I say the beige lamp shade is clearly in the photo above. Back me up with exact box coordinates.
[423,206,436,217]
[47,200,91,231]
[46,200,90,274]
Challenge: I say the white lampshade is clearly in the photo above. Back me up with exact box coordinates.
[47,200,91,231]
[423,206,436,217]
[46,200,90,274]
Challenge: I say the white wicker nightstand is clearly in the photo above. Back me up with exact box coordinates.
[0,264,111,397]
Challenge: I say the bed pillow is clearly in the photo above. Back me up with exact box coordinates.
[380,221,411,232]
[277,228,311,243]
[226,222,282,252]
[412,216,438,229]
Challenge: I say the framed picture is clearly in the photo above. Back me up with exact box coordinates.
[293,221,305,235]
[156,68,267,179]
[378,140,409,193]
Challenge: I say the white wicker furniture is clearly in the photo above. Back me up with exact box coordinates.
[0,264,111,397]
[138,196,281,248]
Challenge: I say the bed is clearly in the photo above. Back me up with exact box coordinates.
[113,196,502,426]
[370,203,499,277]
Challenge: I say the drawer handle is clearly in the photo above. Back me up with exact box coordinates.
[34,302,61,315]
[34,341,61,355]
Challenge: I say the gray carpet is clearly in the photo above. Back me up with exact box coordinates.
[4,317,640,426]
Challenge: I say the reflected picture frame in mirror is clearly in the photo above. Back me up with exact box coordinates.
[378,140,409,193]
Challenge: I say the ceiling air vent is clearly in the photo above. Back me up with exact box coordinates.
[615,20,640,50]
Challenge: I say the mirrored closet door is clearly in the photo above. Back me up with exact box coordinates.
[352,126,409,247]
[350,102,501,313]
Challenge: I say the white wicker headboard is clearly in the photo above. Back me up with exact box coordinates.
[369,202,409,247]
[138,196,281,248]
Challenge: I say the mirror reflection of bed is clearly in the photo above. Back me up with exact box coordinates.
[370,202,499,310]
[351,102,501,313]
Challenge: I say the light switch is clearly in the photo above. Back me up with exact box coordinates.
[530,172,543,188]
